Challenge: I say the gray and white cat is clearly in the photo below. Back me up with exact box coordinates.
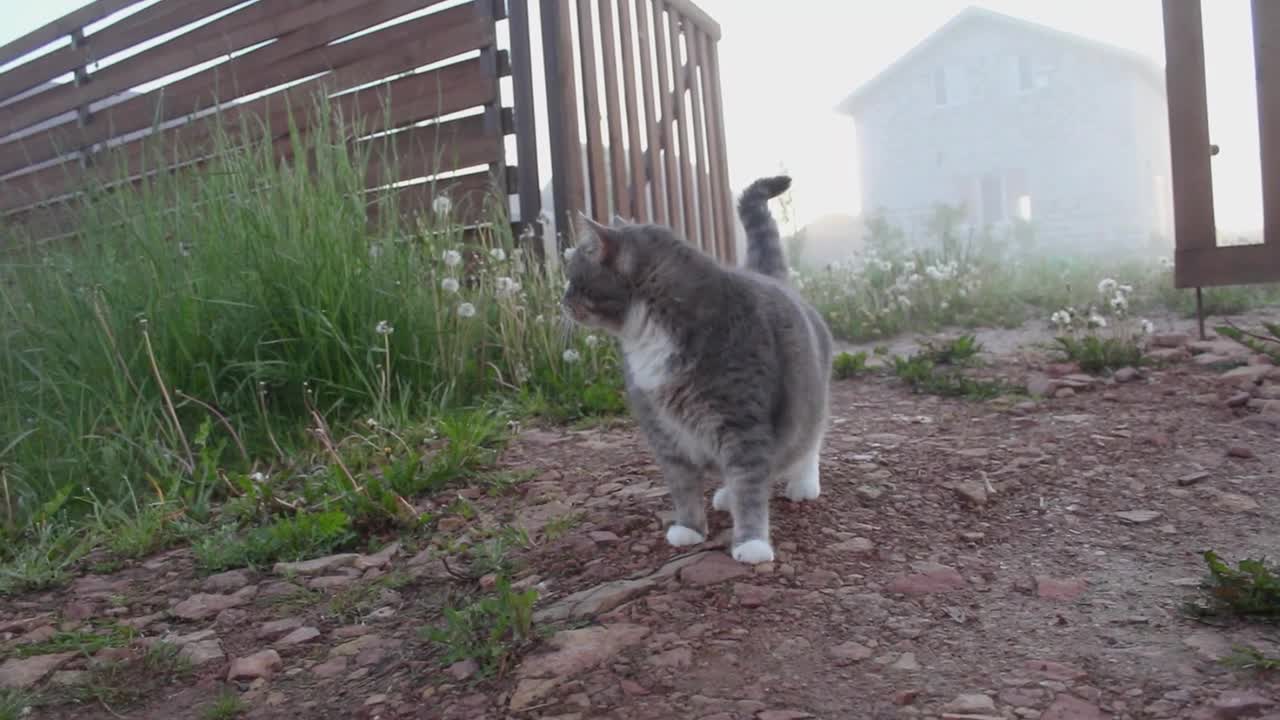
[561,175,833,564]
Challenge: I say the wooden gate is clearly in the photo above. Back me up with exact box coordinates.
[537,0,736,262]
[1163,0,1280,288]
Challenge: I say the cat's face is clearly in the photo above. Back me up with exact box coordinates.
[561,217,637,334]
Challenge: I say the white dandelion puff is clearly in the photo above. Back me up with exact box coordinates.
[441,277,460,294]
[1140,318,1155,335]
[375,320,394,336]
[584,335,601,348]
[432,195,452,215]
[495,276,521,297]
[1097,278,1118,294]
[562,348,581,363]
[489,247,507,262]
[457,302,477,319]
[443,249,462,268]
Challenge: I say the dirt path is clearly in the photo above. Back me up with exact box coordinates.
[4,334,1280,720]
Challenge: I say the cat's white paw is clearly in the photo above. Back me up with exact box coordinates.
[731,539,775,564]
[712,486,732,511]
[666,524,706,547]
[785,455,821,502]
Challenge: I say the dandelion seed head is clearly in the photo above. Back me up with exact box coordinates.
[375,320,394,335]
[1097,278,1118,294]
[443,249,462,268]
[457,302,477,318]
[441,277,460,294]
[584,335,600,348]
[562,348,581,363]
[489,247,507,262]
[432,195,452,215]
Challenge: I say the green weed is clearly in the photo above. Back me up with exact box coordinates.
[1053,335,1144,374]
[10,624,136,658]
[832,351,869,379]
[1191,550,1280,619]
[424,575,539,677]
[201,691,248,720]
[192,510,357,573]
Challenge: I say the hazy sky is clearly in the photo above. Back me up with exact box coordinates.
[0,0,1266,232]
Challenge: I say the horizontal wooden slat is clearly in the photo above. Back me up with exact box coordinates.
[0,0,245,103]
[362,114,502,187]
[0,0,141,66]
[2,56,498,215]
[0,0,474,180]
[1175,244,1280,288]
[1,16,496,213]
[0,0,341,137]
[368,170,501,227]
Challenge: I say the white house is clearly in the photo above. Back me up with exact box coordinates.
[836,6,1173,252]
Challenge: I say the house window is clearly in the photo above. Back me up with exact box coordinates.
[1017,195,1033,221]
[934,66,948,105]
[1018,54,1034,91]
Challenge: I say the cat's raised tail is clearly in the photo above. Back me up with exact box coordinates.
[736,175,792,281]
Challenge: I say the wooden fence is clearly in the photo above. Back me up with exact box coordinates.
[1163,0,1279,288]
[0,0,736,263]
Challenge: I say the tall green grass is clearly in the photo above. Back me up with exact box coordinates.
[0,100,621,547]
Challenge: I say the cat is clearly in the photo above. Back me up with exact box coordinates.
[560,175,833,564]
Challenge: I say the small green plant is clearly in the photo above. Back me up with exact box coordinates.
[891,354,1005,399]
[1191,550,1280,619]
[424,575,539,677]
[542,512,584,541]
[832,351,869,379]
[201,691,247,720]
[14,624,136,658]
[1053,335,1144,374]
[193,510,357,572]
[0,524,92,595]
[920,334,981,365]
[1223,645,1280,672]
[1216,322,1280,364]
[0,690,31,720]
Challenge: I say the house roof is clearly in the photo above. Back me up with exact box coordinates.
[834,5,1165,116]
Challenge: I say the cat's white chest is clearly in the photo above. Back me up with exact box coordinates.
[620,303,675,391]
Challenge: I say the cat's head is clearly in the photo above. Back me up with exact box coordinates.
[561,214,659,334]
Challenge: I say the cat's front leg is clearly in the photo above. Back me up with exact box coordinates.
[719,444,774,564]
[654,449,708,547]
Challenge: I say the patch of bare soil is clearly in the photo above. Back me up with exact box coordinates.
[5,332,1280,720]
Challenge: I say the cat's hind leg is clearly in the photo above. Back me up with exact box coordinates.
[783,446,821,503]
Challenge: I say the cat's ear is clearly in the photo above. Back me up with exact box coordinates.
[610,213,632,228]
[578,213,622,267]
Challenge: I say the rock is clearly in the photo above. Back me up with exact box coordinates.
[171,586,257,621]
[354,542,400,571]
[448,659,479,681]
[1027,374,1054,398]
[1025,660,1088,681]
[649,647,692,669]
[178,638,225,666]
[50,670,89,686]
[1153,332,1190,348]
[1228,392,1253,408]
[509,624,649,710]
[734,583,779,608]
[276,626,321,647]
[757,712,814,720]
[1219,365,1273,387]
[1211,690,1274,719]
[1115,509,1161,524]
[1035,576,1088,602]
[311,656,348,678]
[950,481,988,506]
[534,577,656,623]
[15,625,56,645]
[942,694,996,714]
[828,641,873,663]
[203,569,252,593]
[1041,694,1108,719]
[272,553,360,576]
[891,652,921,671]
[256,618,304,639]
[589,530,621,545]
[830,537,875,555]
[1215,492,1260,513]
[227,649,282,682]
[1148,347,1191,363]
[1184,630,1233,661]
[1178,470,1212,487]
[1227,445,1256,459]
[364,694,388,707]
[1054,387,1076,399]
[855,485,884,502]
[0,652,75,689]
[679,552,751,586]
[1113,367,1141,383]
[308,575,357,591]
[887,563,967,595]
